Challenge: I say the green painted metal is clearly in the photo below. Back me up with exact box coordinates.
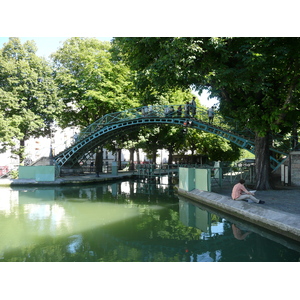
[53,104,293,170]
[195,169,211,192]
[179,167,195,191]
[19,166,56,181]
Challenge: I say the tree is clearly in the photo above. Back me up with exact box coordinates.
[114,37,300,189]
[0,37,61,162]
[201,38,300,188]
[137,125,165,163]
[167,127,241,163]
[0,90,22,150]
[51,37,140,129]
[157,125,186,164]
[51,38,143,172]
[192,130,241,162]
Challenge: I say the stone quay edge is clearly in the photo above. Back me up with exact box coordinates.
[177,188,300,243]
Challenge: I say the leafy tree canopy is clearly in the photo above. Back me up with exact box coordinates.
[114,37,300,136]
[114,37,300,189]
[0,37,62,159]
[51,37,140,129]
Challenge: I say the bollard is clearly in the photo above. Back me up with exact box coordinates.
[281,164,285,185]
[285,165,289,185]
[112,162,118,176]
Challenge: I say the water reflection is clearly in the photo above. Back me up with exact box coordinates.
[0,180,175,261]
[178,196,300,261]
[0,179,299,262]
[179,199,225,240]
[232,224,251,241]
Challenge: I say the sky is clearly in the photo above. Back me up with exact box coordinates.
[0,37,112,58]
[0,36,218,107]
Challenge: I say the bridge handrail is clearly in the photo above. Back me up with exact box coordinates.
[70,103,293,155]
[51,102,297,173]
[76,104,250,140]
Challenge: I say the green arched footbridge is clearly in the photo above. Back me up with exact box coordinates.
[53,104,294,171]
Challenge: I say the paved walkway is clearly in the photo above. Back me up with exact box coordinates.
[212,184,300,216]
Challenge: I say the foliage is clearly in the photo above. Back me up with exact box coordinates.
[114,37,300,189]
[9,169,18,179]
[51,37,140,129]
[236,149,255,162]
[185,129,241,161]
[207,38,300,136]
[103,88,200,163]
[0,37,62,160]
[136,125,165,162]
[114,37,300,135]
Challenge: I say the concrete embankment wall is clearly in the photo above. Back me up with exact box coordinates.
[177,188,300,243]
[177,166,300,242]
[19,166,56,182]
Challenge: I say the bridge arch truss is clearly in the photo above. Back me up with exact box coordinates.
[53,105,290,171]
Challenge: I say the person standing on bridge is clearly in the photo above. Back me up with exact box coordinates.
[231,179,265,204]
[184,101,190,117]
[177,105,182,117]
[142,105,148,116]
[148,105,153,116]
[164,106,169,117]
[169,106,175,117]
[73,132,78,144]
[207,106,215,124]
[191,97,196,118]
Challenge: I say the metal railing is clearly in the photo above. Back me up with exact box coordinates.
[210,165,256,187]
[136,164,179,177]
[71,104,294,156]
[135,163,256,188]
[52,104,295,171]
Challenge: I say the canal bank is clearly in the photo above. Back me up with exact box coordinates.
[177,186,300,243]
[0,172,136,187]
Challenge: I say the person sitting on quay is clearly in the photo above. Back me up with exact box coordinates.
[231,179,265,204]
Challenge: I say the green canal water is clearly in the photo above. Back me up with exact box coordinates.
[0,177,299,262]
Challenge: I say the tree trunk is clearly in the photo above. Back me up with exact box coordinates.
[255,132,272,190]
[292,121,299,149]
[18,139,26,165]
[136,148,140,164]
[95,147,103,176]
[129,148,135,170]
[117,149,122,169]
[168,147,173,164]
[151,148,157,164]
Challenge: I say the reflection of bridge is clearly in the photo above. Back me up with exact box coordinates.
[53,104,293,171]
